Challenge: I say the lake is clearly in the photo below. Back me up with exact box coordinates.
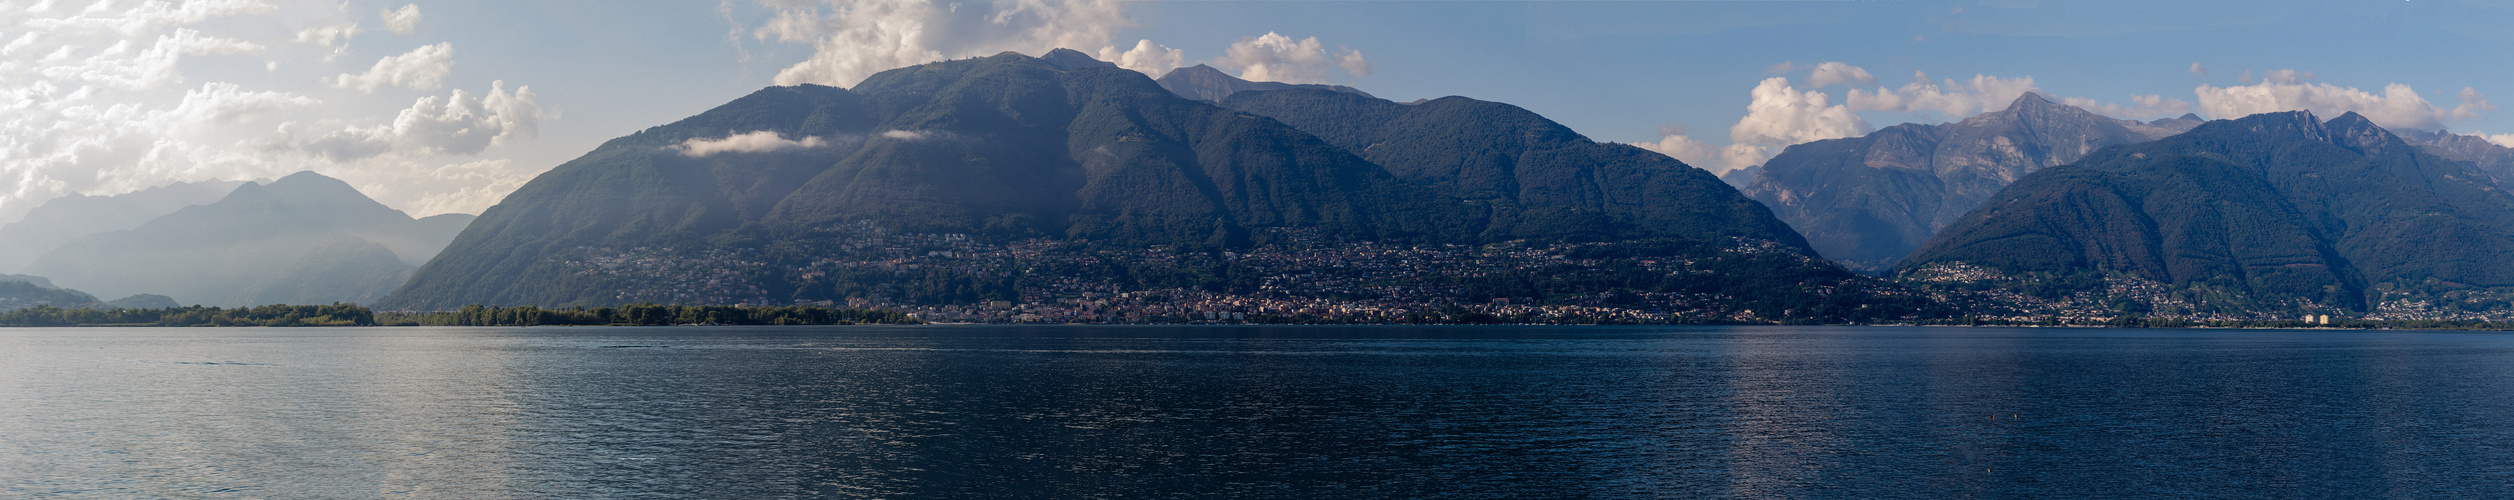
[3,326,2511,498]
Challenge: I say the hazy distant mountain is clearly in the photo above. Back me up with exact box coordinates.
[1742,93,2201,272]
[384,51,1929,322]
[27,172,474,306]
[2396,129,2514,187]
[105,294,179,309]
[1155,64,1374,103]
[0,274,104,311]
[1220,88,1809,248]
[1900,111,2514,315]
[0,179,247,273]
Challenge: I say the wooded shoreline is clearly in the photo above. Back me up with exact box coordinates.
[4,303,2514,331]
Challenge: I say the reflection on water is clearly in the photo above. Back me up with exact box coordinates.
[3,326,2512,497]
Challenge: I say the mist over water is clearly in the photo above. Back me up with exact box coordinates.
[3,326,2511,497]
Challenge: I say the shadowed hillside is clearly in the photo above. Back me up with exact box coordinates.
[1743,93,2200,271]
[384,51,1936,323]
[1900,111,2514,317]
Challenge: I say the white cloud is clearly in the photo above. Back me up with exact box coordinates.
[1096,39,1183,76]
[381,4,422,35]
[1731,77,1872,150]
[1637,125,1716,170]
[17,0,277,37]
[304,81,546,161]
[880,129,931,140]
[164,82,318,125]
[2189,62,2207,77]
[1644,77,1875,175]
[45,28,265,92]
[1213,32,1368,84]
[1339,49,1373,77]
[2480,133,2514,149]
[1806,62,1875,88]
[293,22,358,46]
[291,22,359,61]
[673,131,829,157]
[2062,94,2196,120]
[0,2,551,223]
[1657,77,1875,174]
[2192,70,2493,130]
[1847,71,2039,119]
[757,0,1134,87]
[0,2,294,223]
[330,42,452,93]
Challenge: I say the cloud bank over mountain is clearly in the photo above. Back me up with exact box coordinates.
[1638,61,2497,179]
[0,0,550,225]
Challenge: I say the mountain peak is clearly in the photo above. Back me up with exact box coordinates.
[2006,92,2059,110]
[1039,48,1114,71]
[1155,63,1373,103]
[253,171,398,215]
[2324,111,2404,154]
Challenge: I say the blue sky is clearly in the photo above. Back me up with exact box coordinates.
[4,0,2508,222]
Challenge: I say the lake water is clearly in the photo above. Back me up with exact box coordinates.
[3,326,2512,498]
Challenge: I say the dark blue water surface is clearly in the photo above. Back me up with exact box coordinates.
[5,326,2514,498]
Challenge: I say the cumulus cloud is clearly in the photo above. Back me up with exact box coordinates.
[1637,125,1717,169]
[2481,133,2514,149]
[673,131,830,157]
[1213,32,1369,84]
[291,22,360,61]
[0,2,296,222]
[45,28,266,91]
[1096,39,1184,76]
[1339,49,1374,77]
[164,82,319,125]
[1847,71,2040,119]
[2189,62,2207,77]
[1646,78,1873,175]
[330,42,452,93]
[1731,77,1873,150]
[2192,70,2493,130]
[16,0,277,36]
[1806,62,1875,88]
[294,23,359,46]
[2062,94,2197,120]
[381,4,422,35]
[0,2,550,223]
[756,0,1134,87]
[304,81,546,161]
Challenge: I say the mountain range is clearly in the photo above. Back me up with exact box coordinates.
[1741,93,2202,272]
[28,172,472,307]
[382,50,1924,321]
[0,179,247,273]
[1218,87,1807,246]
[1900,111,2514,316]
[10,50,2505,323]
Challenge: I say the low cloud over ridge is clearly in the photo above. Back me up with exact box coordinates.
[2195,70,2492,131]
[673,131,831,157]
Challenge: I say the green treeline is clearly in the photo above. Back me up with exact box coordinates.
[0,303,377,327]
[0,303,920,327]
[377,304,922,326]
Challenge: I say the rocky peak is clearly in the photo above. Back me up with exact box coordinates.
[2323,112,2404,156]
